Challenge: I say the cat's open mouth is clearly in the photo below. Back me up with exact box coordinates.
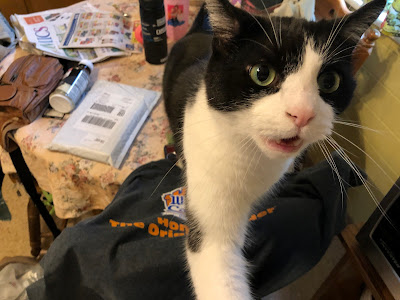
[263,135,303,153]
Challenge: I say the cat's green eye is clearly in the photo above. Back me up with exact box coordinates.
[318,71,341,93]
[249,64,276,87]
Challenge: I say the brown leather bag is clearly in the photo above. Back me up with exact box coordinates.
[0,55,63,151]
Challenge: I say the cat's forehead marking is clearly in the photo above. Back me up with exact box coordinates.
[300,42,323,79]
[281,41,323,92]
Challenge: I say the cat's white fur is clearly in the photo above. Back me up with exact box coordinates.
[184,43,334,299]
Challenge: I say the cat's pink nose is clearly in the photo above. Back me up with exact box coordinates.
[286,108,315,128]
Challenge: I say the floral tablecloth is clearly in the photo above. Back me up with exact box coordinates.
[0,1,200,219]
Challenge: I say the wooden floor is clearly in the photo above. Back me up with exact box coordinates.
[0,175,31,260]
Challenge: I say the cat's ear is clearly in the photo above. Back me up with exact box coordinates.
[341,0,386,41]
[206,0,244,50]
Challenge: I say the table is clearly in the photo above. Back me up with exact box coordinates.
[0,1,200,220]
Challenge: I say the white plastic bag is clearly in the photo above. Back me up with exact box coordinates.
[48,80,160,168]
[0,263,43,300]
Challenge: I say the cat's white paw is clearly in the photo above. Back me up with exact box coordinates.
[187,243,252,300]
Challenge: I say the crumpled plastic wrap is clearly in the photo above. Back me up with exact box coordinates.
[0,12,17,62]
[272,0,316,21]
[0,263,43,300]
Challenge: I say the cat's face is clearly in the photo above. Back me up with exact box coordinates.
[245,41,338,159]
[205,0,385,159]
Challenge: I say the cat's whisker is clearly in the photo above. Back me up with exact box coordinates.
[145,159,180,204]
[325,136,398,231]
[324,137,378,203]
[327,15,350,52]
[243,142,261,184]
[247,11,274,46]
[317,141,339,183]
[323,14,350,58]
[260,1,280,48]
[318,141,347,210]
[235,139,270,198]
[325,38,356,63]
[279,17,282,48]
[239,38,271,52]
[333,120,382,133]
[323,16,338,55]
[325,45,357,63]
[335,116,363,123]
[328,54,357,64]
[239,147,272,201]
[238,136,255,153]
[327,57,354,65]
[331,130,399,190]
[325,35,354,61]
[335,143,359,159]
[193,131,236,148]
[324,139,353,186]
[327,138,390,206]
[253,149,264,179]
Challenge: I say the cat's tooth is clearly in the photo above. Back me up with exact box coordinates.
[293,139,302,146]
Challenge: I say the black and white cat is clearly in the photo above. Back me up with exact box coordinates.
[163,0,385,299]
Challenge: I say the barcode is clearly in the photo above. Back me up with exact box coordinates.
[91,103,115,113]
[117,109,125,117]
[81,115,116,129]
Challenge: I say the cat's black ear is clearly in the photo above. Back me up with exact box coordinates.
[206,0,243,50]
[341,0,386,41]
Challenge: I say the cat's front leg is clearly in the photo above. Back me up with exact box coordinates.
[186,239,251,300]
[185,195,252,300]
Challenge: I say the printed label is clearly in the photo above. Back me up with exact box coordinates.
[74,91,144,145]
[161,187,186,220]
[81,115,116,129]
[56,83,71,94]
[155,26,166,35]
[24,15,44,25]
[108,191,277,242]
[156,16,166,27]
[57,71,90,105]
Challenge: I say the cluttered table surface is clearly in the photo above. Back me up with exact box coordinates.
[0,0,200,219]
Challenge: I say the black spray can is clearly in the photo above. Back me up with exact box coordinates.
[139,0,168,65]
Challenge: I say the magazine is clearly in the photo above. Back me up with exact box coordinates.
[60,12,134,51]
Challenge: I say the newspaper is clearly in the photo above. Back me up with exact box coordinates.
[10,1,140,63]
[60,12,134,51]
[48,80,161,168]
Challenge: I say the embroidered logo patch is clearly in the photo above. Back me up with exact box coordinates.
[161,187,186,220]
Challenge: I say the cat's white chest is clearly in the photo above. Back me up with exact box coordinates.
[182,86,294,300]
[183,87,293,226]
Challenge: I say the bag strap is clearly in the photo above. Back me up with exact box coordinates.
[9,147,60,238]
